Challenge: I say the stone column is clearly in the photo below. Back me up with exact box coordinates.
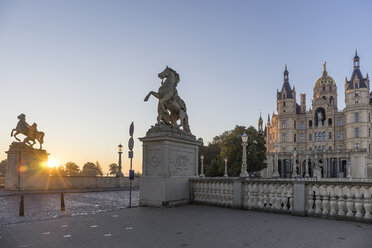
[272,153,279,178]
[346,158,352,179]
[305,155,310,178]
[323,155,327,178]
[337,156,341,178]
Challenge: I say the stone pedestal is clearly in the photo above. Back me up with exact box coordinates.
[139,124,201,207]
[5,142,49,190]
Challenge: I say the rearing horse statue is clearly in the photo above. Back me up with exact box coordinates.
[144,66,191,133]
[11,113,45,149]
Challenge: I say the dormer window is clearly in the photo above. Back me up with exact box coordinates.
[283,94,286,99]
[285,75,288,80]
[355,82,358,88]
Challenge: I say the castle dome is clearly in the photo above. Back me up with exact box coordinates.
[314,62,336,88]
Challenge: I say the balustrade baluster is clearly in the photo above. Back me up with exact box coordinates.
[320,185,329,215]
[287,184,293,211]
[336,186,345,216]
[282,184,288,210]
[257,183,263,208]
[307,185,314,214]
[353,186,362,218]
[345,185,354,217]
[275,184,282,209]
[328,185,337,216]
[363,186,372,219]
[314,185,322,214]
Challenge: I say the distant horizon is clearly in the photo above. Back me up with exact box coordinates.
[1,0,371,174]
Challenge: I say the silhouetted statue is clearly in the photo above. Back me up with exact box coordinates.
[144,66,190,133]
[11,114,45,149]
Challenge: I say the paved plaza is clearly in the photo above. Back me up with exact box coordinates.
[1,204,371,248]
[0,190,139,226]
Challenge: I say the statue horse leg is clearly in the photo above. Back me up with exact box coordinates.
[13,131,21,142]
[144,91,160,101]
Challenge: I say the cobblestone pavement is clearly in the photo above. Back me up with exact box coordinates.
[0,190,139,226]
[0,205,371,248]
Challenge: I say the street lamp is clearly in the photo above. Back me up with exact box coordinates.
[292,149,297,178]
[272,145,279,178]
[200,154,205,178]
[240,132,249,177]
[224,158,228,178]
[116,144,123,177]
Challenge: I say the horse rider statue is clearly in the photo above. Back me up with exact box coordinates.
[11,114,45,149]
[144,66,191,133]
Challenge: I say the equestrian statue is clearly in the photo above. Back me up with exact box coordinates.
[11,114,45,149]
[144,66,191,133]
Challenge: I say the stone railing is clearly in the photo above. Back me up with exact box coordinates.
[192,178,234,207]
[190,178,372,223]
[307,182,372,220]
[242,181,293,213]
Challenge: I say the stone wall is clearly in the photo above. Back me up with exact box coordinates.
[8,176,139,190]
[190,178,372,222]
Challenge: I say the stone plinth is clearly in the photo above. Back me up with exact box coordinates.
[139,124,201,207]
[5,142,49,190]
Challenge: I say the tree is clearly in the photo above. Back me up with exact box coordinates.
[109,163,119,175]
[81,161,103,176]
[65,162,80,176]
[49,165,67,176]
[219,125,266,177]
[200,125,267,177]
[0,159,8,175]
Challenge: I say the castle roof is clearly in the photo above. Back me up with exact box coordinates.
[277,65,293,99]
[314,62,336,88]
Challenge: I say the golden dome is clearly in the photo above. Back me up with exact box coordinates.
[315,62,336,88]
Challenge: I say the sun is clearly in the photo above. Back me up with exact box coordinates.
[47,158,58,168]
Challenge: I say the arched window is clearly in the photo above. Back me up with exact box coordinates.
[315,133,318,142]
[330,96,334,106]
[328,118,332,126]
[329,132,332,139]
[309,120,313,128]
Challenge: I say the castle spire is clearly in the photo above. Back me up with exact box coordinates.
[284,64,289,82]
[322,62,327,77]
[353,49,360,69]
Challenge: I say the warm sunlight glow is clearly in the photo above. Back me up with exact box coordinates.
[47,158,58,168]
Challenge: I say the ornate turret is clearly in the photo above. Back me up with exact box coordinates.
[345,50,368,90]
[258,113,263,134]
[277,65,293,100]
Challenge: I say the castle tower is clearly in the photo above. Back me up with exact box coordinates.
[344,50,370,178]
[300,93,306,113]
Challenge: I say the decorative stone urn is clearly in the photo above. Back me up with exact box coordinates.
[139,124,201,207]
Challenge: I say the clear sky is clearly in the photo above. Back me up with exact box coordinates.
[0,0,371,174]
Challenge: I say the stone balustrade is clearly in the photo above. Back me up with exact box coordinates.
[192,178,234,207]
[190,178,372,223]
[307,182,372,220]
[242,181,293,212]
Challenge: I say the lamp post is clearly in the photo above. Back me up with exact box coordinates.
[200,154,205,178]
[116,144,123,177]
[272,145,279,178]
[224,158,228,178]
[292,149,297,178]
[240,132,249,177]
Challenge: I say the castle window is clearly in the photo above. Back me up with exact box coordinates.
[328,118,332,126]
[355,91,359,97]
[283,110,286,112]
[355,127,359,138]
[355,82,358,88]
[309,133,312,141]
[355,143,360,150]
[337,131,343,140]
[315,133,318,142]
[300,134,305,142]
[282,120,286,129]
[322,85,325,91]
[294,134,296,142]
[328,132,332,139]
[309,120,313,128]
[300,121,305,130]
[330,96,334,106]
[329,85,332,91]
[283,101,286,106]
[355,112,359,122]
[337,117,342,126]
[283,94,286,99]
[322,132,326,141]
[282,133,286,142]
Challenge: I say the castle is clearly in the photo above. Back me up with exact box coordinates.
[261,51,372,179]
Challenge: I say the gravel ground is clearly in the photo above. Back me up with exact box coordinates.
[0,190,139,226]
